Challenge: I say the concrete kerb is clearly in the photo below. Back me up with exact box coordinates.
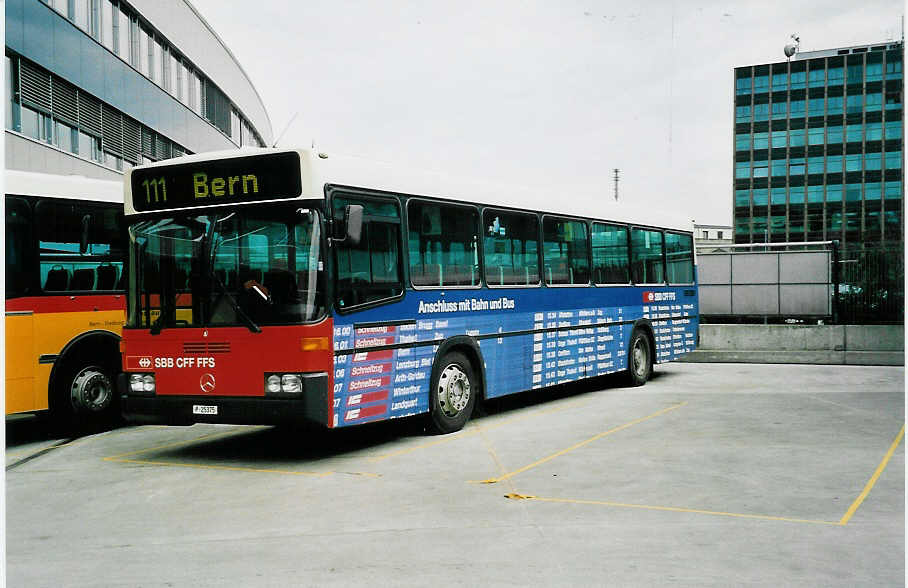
[682,324,904,366]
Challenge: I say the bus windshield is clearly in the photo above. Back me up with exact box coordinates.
[126,207,324,330]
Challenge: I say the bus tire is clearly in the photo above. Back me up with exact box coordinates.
[54,356,121,429]
[624,328,653,387]
[428,351,476,434]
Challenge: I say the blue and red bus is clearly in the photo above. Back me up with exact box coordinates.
[119,148,698,433]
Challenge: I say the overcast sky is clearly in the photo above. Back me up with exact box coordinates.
[190,0,902,226]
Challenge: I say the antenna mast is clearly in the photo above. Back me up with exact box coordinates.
[613,169,620,201]
[271,112,299,148]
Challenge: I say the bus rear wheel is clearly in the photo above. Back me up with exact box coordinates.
[625,329,653,387]
[428,351,476,434]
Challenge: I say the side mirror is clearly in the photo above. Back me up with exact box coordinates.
[342,204,363,246]
[80,214,91,255]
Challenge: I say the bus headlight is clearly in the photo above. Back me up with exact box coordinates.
[281,374,303,394]
[265,373,303,396]
[129,373,155,395]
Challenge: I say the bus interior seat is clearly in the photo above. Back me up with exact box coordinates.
[71,268,96,291]
[239,267,263,286]
[172,268,188,289]
[264,270,298,304]
[44,265,70,291]
[96,263,118,290]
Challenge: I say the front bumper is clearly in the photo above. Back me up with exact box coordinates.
[118,373,330,426]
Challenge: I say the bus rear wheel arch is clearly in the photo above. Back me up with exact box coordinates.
[428,350,478,434]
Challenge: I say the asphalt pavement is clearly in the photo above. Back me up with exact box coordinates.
[6,362,904,587]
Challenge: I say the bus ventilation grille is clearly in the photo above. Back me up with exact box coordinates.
[183,342,231,354]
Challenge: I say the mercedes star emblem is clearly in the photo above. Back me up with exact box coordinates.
[200,373,216,393]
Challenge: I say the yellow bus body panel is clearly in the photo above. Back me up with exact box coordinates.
[6,313,36,414]
[5,309,125,416]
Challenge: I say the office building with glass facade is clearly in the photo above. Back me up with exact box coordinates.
[734,42,904,322]
[5,0,273,179]
[733,42,903,247]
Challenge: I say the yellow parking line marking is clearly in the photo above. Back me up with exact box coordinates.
[368,398,590,463]
[507,495,841,526]
[479,402,687,484]
[839,423,905,525]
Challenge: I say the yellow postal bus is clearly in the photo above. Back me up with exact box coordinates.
[6,170,125,425]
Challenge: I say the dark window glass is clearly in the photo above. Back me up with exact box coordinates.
[333,195,403,308]
[408,201,479,287]
[35,200,125,292]
[665,233,694,284]
[5,197,33,298]
[482,209,538,286]
[542,217,589,285]
[630,228,664,284]
[591,223,629,284]
[128,208,325,328]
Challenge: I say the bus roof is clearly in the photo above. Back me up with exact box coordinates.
[125,147,693,232]
[5,170,122,204]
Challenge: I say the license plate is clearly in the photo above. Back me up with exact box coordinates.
[192,405,218,415]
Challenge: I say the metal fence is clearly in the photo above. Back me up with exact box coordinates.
[696,241,903,324]
[836,243,904,325]
[697,242,833,321]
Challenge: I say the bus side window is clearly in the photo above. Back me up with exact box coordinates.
[6,197,33,299]
[542,217,590,286]
[630,228,665,284]
[408,200,480,288]
[666,232,694,284]
[482,209,539,286]
[592,222,630,284]
[35,200,125,293]
[333,194,403,309]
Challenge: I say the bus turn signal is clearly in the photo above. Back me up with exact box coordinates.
[300,337,329,351]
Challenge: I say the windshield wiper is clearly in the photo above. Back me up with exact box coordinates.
[150,299,170,335]
[208,255,261,334]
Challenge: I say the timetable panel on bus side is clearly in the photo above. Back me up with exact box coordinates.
[330,286,698,428]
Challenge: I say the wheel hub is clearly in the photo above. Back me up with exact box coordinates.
[71,367,113,413]
[437,364,471,417]
[633,339,648,378]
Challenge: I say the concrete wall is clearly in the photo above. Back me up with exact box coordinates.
[684,324,904,366]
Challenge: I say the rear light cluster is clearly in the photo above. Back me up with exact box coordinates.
[129,373,156,395]
[265,374,303,396]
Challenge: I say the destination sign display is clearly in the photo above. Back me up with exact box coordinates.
[130,151,302,212]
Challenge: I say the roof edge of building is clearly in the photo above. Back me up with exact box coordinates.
[179,0,274,141]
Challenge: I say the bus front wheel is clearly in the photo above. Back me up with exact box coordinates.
[428,351,476,434]
[54,358,120,429]
[625,329,653,387]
